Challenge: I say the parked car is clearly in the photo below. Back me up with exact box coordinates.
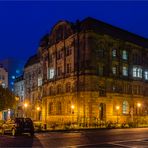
[1,118,34,136]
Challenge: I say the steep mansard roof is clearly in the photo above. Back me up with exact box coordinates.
[80,17,148,48]
[39,17,148,49]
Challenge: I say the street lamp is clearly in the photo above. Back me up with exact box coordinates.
[15,96,19,117]
[71,105,75,126]
[137,103,141,127]
[24,103,28,117]
[116,106,120,124]
[36,107,41,120]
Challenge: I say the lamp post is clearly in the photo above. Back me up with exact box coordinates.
[137,103,141,127]
[36,107,41,121]
[116,106,120,124]
[15,96,19,117]
[24,103,28,118]
[71,105,74,126]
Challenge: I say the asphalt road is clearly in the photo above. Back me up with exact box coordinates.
[1,128,148,147]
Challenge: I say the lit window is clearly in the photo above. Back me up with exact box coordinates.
[48,68,55,79]
[132,66,142,78]
[112,67,116,75]
[38,77,42,86]
[145,71,148,80]
[122,101,129,114]
[2,83,6,88]
[122,50,128,60]
[122,66,128,76]
[112,49,116,57]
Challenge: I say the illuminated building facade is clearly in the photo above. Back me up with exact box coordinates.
[24,54,43,120]
[14,75,25,117]
[38,17,148,127]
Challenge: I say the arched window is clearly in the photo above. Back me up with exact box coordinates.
[122,101,129,114]
[48,102,53,115]
[99,103,106,121]
[66,83,71,92]
[57,102,62,115]
[122,50,128,60]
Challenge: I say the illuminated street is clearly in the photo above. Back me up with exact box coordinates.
[1,128,148,147]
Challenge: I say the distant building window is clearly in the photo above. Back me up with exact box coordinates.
[48,68,55,79]
[112,67,116,75]
[2,83,6,88]
[38,77,42,86]
[122,66,128,76]
[145,71,148,80]
[122,101,129,114]
[133,67,142,78]
[66,47,72,56]
[66,63,72,74]
[66,83,71,92]
[57,50,63,60]
[112,49,116,57]
[48,102,53,115]
[57,67,62,76]
[122,50,128,60]
[56,102,62,115]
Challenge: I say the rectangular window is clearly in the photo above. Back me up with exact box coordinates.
[57,67,62,76]
[122,50,128,60]
[132,66,142,78]
[48,68,55,79]
[122,66,128,76]
[66,47,72,56]
[66,63,71,74]
[112,67,116,75]
[112,49,116,57]
[145,71,148,80]
[38,77,42,86]
[133,67,137,77]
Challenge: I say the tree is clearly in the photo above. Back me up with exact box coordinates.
[0,86,16,111]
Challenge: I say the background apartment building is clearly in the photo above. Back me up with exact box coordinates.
[0,64,8,88]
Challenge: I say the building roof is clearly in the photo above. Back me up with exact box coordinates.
[14,75,24,83]
[80,17,148,48]
[24,54,40,68]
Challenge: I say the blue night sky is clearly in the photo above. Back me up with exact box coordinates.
[0,1,148,62]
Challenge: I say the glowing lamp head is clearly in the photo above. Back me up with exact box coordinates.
[71,105,74,109]
[37,107,40,111]
[116,106,120,110]
[137,103,141,108]
[24,103,28,108]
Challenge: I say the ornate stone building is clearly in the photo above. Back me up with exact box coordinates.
[38,17,148,127]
